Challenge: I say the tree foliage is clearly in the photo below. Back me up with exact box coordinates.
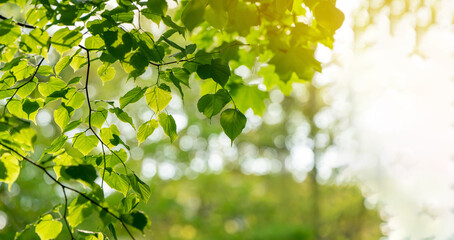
[0,0,344,239]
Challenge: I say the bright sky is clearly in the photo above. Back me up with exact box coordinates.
[331,0,454,239]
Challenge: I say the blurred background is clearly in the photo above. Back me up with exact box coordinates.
[2,0,454,239]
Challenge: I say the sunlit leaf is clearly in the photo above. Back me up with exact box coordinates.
[158,112,177,142]
[35,214,62,240]
[145,84,172,114]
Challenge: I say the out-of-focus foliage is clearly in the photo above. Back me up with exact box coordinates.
[0,169,382,240]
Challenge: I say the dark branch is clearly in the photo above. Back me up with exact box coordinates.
[0,142,136,240]
[0,14,36,29]
[3,58,45,114]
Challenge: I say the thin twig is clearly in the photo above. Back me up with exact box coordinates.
[3,58,45,114]
[61,187,75,240]
[0,142,136,240]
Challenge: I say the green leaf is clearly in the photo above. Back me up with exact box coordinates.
[87,108,107,129]
[67,196,93,227]
[63,90,85,109]
[38,77,66,97]
[54,104,73,132]
[127,174,151,202]
[0,21,21,45]
[121,194,139,213]
[73,132,99,155]
[205,5,228,29]
[120,87,147,109]
[16,78,37,98]
[64,119,82,133]
[19,28,49,57]
[145,84,172,114]
[55,56,71,75]
[197,58,231,87]
[22,99,40,118]
[197,89,230,118]
[100,125,121,148]
[98,64,116,82]
[137,119,158,145]
[62,164,98,185]
[120,210,149,232]
[158,112,177,142]
[108,223,118,240]
[50,27,83,54]
[35,214,62,240]
[181,0,206,31]
[104,171,129,196]
[7,99,42,123]
[122,51,148,78]
[313,2,345,32]
[145,0,168,24]
[43,135,67,155]
[85,35,105,50]
[109,108,135,129]
[220,108,247,144]
[37,65,53,76]
[230,84,269,116]
[0,153,20,191]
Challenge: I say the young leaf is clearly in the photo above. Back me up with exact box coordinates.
[197,89,231,118]
[109,108,135,129]
[108,223,118,240]
[220,108,247,144]
[137,119,158,145]
[127,174,151,202]
[158,112,177,142]
[55,56,71,75]
[62,165,98,185]
[43,135,68,155]
[50,27,83,54]
[196,58,231,87]
[98,64,116,82]
[35,214,62,240]
[120,210,149,232]
[0,153,20,191]
[104,171,130,196]
[87,108,108,129]
[230,84,269,116]
[181,0,205,31]
[73,132,99,155]
[54,104,72,132]
[16,78,37,98]
[38,77,66,97]
[120,87,147,109]
[67,196,93,227]
[22,99,40,118]
[145,84,172,114]
[85,35,105,50]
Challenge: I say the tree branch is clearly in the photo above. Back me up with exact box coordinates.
[3,58,45,114]
[0,142,136,240]
[0,14,36,29]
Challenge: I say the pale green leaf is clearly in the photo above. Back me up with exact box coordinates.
[50,28,83,54]
[145,84,172,114]
[158,112,177,142]
[73,133,99,155]
[120,87,147,109]
[0,153,20,191]
[35,214,62,240]
[137,119,158,145]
